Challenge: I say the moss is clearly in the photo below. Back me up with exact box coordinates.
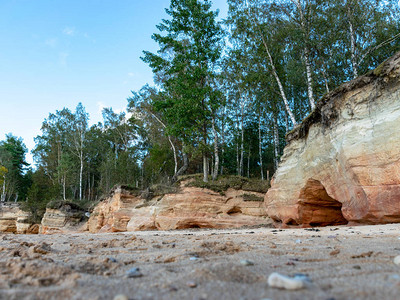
[242,193,264,202]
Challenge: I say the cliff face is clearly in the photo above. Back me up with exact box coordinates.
[0,204,36,234]
[89,182,271,233]
[265,51,400,226]
[40,205,86,234]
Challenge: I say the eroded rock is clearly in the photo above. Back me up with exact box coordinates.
[265,51,400,226]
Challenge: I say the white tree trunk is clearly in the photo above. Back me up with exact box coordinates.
[246,6,297,126]
[273,115,280,171]
[304,50,316,110]
[1,178,5,202]
[347,6,358,78]
[63,175,66,200]
[79,153,83,200]
[247,144,251,178]
[239,98,245,176]
[258,111,264,181]
[150,112,178,175]
[212,114,219,181]
[203,155,209,182]
[292,0,315,110]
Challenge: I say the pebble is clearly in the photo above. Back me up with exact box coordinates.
[268,272,305,290]
[394,255,400,265]
[113,295,128,300]
[187,281,197,288]
[240,259,254,266]
[189,256,199,261]
[126,267,143,278]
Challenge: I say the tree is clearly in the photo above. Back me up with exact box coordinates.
[142,0,224,182]
[0,135,29,202]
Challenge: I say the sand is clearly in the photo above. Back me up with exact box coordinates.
[1,224,400,300]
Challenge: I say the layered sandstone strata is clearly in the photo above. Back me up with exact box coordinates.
[0,204,35,234]
[89,183,271,233]
[265,51,400,226]
[40,206,85,234]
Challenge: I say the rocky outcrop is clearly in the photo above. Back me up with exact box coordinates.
[89,182,271,233]
[0,204,36,234]
[265,51,400,226]
[40,205,86,234]
[88,187,143,233]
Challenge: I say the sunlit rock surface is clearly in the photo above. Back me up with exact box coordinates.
[89,182,271,233]
[0,204,35,234]
[265,51,400,226]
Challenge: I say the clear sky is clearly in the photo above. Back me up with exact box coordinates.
[0,0,228,166]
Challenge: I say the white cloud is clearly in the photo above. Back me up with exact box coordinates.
[45,38,58,48]
[63,27,75,36]
[59,52,69,66]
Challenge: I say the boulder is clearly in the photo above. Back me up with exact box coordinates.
[265,51,400,226]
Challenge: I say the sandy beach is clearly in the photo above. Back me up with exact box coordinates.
[1,224,400,300]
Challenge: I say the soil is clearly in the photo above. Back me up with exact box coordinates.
[1,224,400,300]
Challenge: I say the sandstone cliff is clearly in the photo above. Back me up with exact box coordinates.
[89,180,271,233]
[265,51,400,226]
[40,202,87,234]
[0,203,37,234]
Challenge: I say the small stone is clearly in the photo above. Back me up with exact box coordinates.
[189,256,199,261]
[353,265,361,270]
[295,239,302,244]
[126,267,143,278]
[187,281,197,288]
[240,259,254,266]
[108,257,118,263]
[113,295,128,300]
[394,255,400,265]
[268,272,305,290]
[330,249,340,256]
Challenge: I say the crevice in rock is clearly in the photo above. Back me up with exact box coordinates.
[297,178,348,226]
[226,207,242,216]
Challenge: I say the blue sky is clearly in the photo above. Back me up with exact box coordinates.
[0,0,228,165]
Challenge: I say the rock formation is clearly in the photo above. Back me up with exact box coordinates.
[0,204,35,234]
[89,181,271,233]
[265,51,400,226]
[40,203,86,234]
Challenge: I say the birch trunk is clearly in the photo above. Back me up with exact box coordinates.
[304,49,316,110]
[347,6,358,78]
[273,115,280,171]
[79,152,83,200]
[171,150,189,183]
[247,144,251,178]
[203,155,209,182]
[292,0,315,110]
[211,114,219,181]
[246,7,297,126]
[220,107,226,175]
[239,98,245,176]
[1,178,5,202]
[150,112,178,175]
[63,175,66,200]
[258,111,264,181]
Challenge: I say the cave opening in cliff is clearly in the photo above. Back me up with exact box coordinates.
[226,206,242,216]
[297,179,348,227]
